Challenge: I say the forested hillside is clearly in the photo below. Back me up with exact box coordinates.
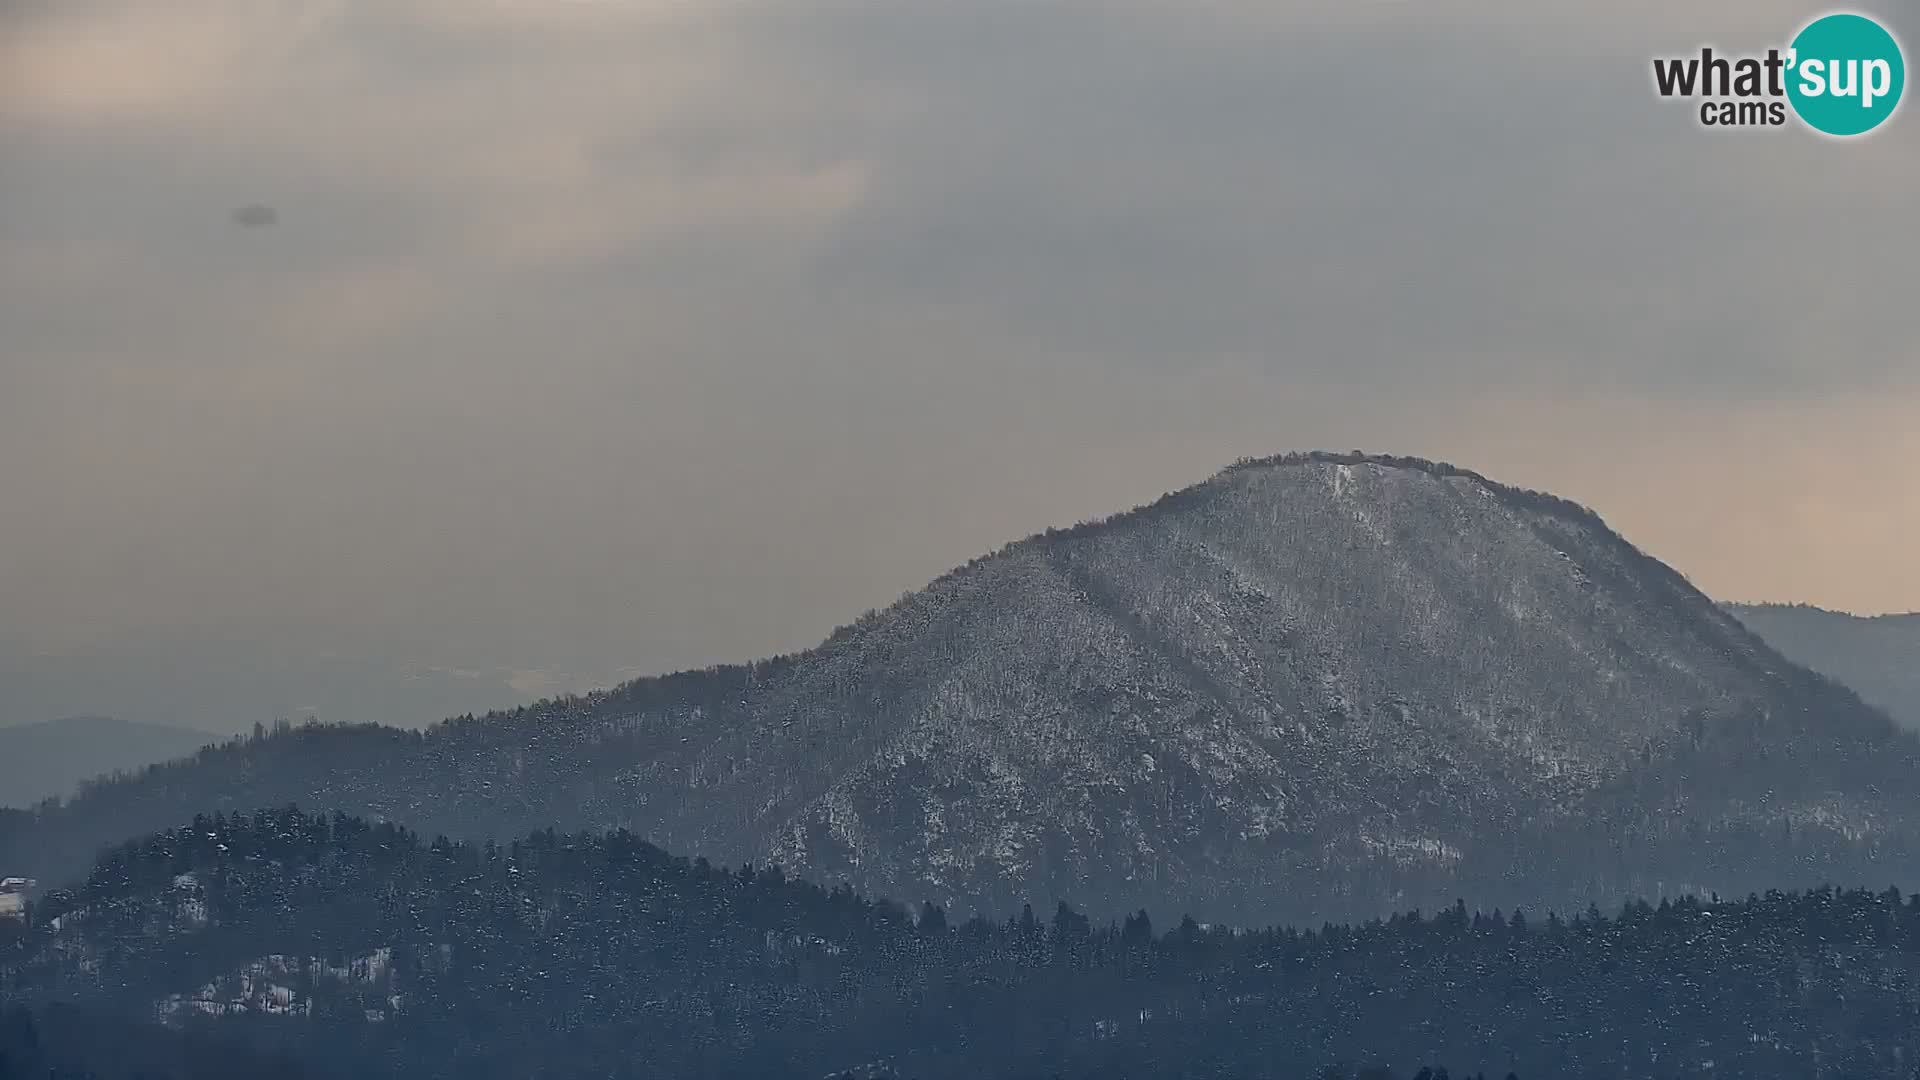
[4,809,1918,1080]
[2,455,1912,928]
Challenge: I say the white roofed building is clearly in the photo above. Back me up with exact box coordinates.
[0,876,35,920]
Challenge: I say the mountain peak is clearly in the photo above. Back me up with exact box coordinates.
[7,456,1916,926]
[1008,451,1582,559]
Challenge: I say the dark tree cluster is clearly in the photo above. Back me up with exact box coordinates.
[0,1000,306,1080]
[5,809,1920,1079]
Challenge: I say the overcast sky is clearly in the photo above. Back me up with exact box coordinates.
[2,0,1916,730]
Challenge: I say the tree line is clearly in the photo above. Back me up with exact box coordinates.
[5,808,1920,1078]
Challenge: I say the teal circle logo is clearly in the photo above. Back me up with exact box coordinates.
[1787,13,1905,136]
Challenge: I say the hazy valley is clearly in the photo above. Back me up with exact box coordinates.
[1729,604,1920,731]
[0,718,219,811]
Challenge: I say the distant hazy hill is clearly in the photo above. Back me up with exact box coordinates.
[4,453,1916,926]
[0,716,218,809]
[1728,603,1920,731]
[0,637,597,738]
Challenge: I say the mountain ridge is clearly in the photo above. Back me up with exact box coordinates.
[4,452,1915,926]
[1726,601,1920,731]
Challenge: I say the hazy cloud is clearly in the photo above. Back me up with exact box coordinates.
[1,0,1915,728]
[232,205,278,228]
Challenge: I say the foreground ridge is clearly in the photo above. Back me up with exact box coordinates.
[3,808,1918,1080]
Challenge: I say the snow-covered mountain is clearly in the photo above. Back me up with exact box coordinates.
[7,453,1917,925]
[1728,603,1920,731]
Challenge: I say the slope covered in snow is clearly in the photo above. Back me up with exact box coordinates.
[5,453,1916,925]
